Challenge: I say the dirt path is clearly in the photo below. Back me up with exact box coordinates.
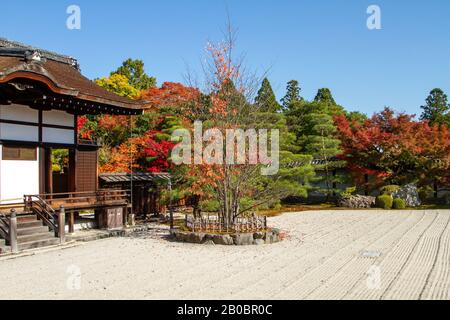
[0,210,449,300]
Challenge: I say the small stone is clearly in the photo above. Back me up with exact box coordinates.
[253,232,265,240]
[232,233,254,246]
[212,234,234,245]
[253,239,265,245]
[188,233,205,244]
[203,240,215,245]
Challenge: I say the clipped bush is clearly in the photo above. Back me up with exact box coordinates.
[380,185,400,195]
[392,198,406,209]
[376,194,393,210]
[418,186,433,202]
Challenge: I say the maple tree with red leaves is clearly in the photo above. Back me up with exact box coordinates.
[140,82,200,110]
[77,116,94,140]
[335,107,450,190]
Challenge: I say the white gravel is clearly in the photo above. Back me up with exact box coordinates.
[0,210,449,300]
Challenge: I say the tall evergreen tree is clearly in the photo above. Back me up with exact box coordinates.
[281,80,301,111]
[420,88,450,128]
[314,88,336,106]
[113,58,157,91]
[314,88,345,115]
[303,111,344,199]
[254,78,281,113]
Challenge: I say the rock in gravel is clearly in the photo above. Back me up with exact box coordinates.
[253,239,265,245]
[392,183,421,207]
[212,234,234,245]
[203,240,215,245]
[188,233,205,244]
[338,195,376,208]
[253,232,265,240]
[231,233,254,246]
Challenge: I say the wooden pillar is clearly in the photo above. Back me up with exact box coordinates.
[9,209,18,254]
[45,147,53,194]
[59,205,66,244]
[68,149,76,193]
[68,211,75,234]
[38,147,46,194]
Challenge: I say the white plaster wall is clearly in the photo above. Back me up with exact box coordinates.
[0,104,38,123]
[0,123,39,142]
[43,110,74,127]
[0,145,40,203]
[42,128,74,144]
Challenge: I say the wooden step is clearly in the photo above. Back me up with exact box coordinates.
[17,214,38,222]
[18,220,44,229]
[18,238,60,251]
[18,232,55,244]
[17,226,50,236]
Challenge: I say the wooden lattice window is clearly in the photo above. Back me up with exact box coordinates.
[2,146,37,161]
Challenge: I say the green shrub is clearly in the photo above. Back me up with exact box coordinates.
[418,186,433,202]
[200,200,220,212]
[392,198,406,209]
[340,186,356,199]
[376,195,393,210]
[380,185,400,195]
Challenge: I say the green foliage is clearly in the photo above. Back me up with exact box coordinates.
[281,80,302,111]
[392,198,406,209]
[113,58,157,91]
[345,111,368,125]
[340,186,356,199]
[380,185,400,195]
[255,78,281,113]
[200,199,220,212]
[51,149,69,173]
[95,74,140,99]
[376,194,394,210]
[303,111,345,198]
[418,185,433,202]
[314,88,336,106]
[420,88,450,128]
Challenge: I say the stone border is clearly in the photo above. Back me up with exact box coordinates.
[171,228,283,245]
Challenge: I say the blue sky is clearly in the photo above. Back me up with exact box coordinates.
[1,0,449,116]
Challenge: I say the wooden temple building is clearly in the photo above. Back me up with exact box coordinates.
[0,39,150,253]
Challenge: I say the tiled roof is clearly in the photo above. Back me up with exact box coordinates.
[99,173,171,183]
[0,38,144,114]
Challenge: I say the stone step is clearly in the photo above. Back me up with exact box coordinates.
[17,226,50,236]
[18,238,60,251]
[18,232,55,244]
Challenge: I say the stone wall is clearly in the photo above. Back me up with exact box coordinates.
[171,228,283,245]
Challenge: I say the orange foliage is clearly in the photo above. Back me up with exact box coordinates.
[99,136,147,173]
[140,82,200,109]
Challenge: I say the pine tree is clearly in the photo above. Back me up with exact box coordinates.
[281,80,301,111]
[303,112,344,199]
[420,88,450,128]
[314,88,345,115]
[314,88,336,106]
[254,78,281,113]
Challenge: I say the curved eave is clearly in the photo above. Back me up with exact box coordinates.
[0,70,145,115]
